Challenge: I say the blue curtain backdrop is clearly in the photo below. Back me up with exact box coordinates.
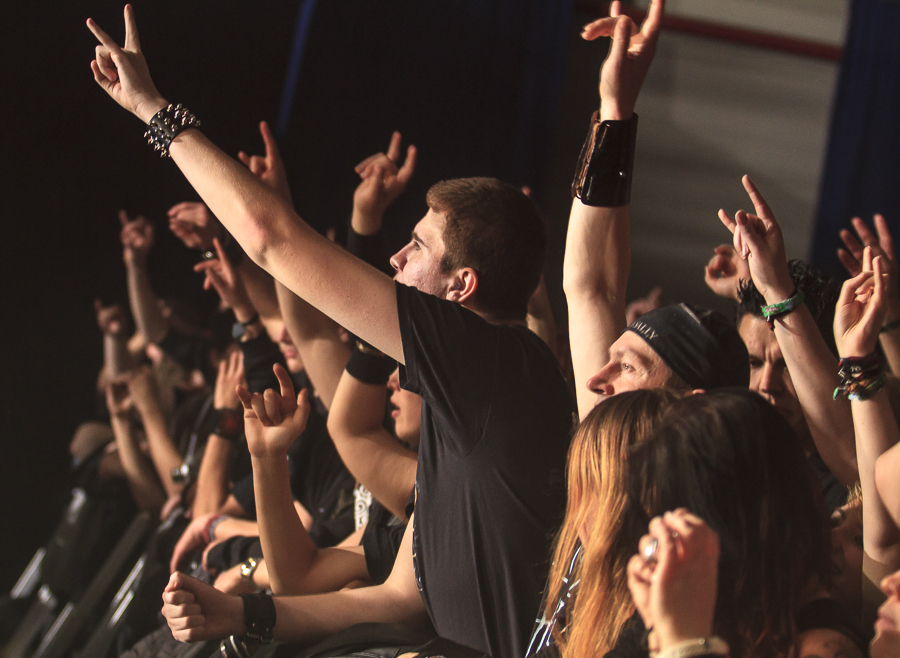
[812,0,900,276]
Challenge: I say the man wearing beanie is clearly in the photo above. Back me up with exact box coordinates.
[584,302,749,404]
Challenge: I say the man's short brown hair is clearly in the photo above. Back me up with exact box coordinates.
[426,177,545,322]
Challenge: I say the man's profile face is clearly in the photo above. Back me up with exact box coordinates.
[738,314,806,436]
[390,208,455,298]
[586,331,673,405]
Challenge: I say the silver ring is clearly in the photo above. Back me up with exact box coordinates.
[642,537,659,562]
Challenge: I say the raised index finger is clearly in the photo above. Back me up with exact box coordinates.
[741,175,774,222]
[640,0,665,47]
[273,363,296,406]
[86,17,121,50]
[123,4,141,52]
[386,131,403,164]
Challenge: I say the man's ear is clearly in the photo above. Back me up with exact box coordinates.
[447,268,478,304]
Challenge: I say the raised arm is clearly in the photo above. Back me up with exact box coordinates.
[119,209,168,345]
[720,177,857,485]
[838,214,900,375]
[237,366,370,595]
[127,366,184,496]
[328,365,417,520]
[191,350,245,517]
[106,382,166,510]
[834,253,900,613]
[88,8,402,361]
[563,0,663,419]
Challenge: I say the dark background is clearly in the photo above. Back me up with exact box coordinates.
[0,0,580,589]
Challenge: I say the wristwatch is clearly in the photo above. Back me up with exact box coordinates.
[240,556,261,590]
[232,313,261,340]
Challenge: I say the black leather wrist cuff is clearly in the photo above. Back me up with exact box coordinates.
[572,111,638,207]
[240,591,275,644]
[345,339,397,385]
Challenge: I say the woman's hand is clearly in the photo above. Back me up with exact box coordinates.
[627,509,720,652]
[237,364,311,459]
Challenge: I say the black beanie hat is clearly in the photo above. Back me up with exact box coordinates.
[626,303,749,389]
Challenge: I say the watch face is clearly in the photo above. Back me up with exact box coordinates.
[232,322,246,340]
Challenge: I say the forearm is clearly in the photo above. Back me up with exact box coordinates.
[126,260,168,344]
[191,434,234,517]
[876,441,900,530]
[275,281,350,410]
[138,405,185,496]
[110,416,166,510]
[852,394,900,561]
[563,199,630,417]
[237,258,280,323]
[251,454,319,595]
[103,333,133,379]
[165,130,403,361]
[878,329,900,375]
[772,305,858,483]
[328,374,417,519]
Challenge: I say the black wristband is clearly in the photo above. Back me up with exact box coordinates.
[240,591,276,644]
[572,111,638,207]
[210,407,244,442]
[145,103,201,158]
[345,339,397,385]
[346,226,392,275]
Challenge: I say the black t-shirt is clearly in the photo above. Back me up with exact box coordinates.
[397,283,576,658]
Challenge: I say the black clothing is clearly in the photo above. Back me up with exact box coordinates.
[526,542,582,658]
[362,492,415,585]
[397,284,576,658]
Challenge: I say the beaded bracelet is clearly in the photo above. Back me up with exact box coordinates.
[761,290,805,330]
[834,353,886,401]
[144,103,201,157]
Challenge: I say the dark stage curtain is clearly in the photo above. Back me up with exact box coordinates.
[274,0,571,247]
[812,0,900,276]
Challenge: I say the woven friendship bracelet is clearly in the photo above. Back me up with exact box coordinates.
[834,352,886,401]
[761,290,805,330]
[144,103,201,157]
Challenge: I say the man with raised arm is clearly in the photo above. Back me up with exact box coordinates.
[564,0,748,421]
[88,8,574,658]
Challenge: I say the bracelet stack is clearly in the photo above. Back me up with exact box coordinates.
[144,103,201,157]
[760,290,805,330]
[833,352,886,401]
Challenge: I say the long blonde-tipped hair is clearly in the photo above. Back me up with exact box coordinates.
[546,389,679,658]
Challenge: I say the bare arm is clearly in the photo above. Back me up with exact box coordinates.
[128,367,184,496]
[192,351,245,516]
[834,257,900,588]
[239,365,371,595]
[721,177,857,485]
[120,210,168,344]
[327,370,417,520]
[163,514,426,642]
[87,14,402,360]
[276,281,349,410]
[106,383,166,510]
[562,0,662,419]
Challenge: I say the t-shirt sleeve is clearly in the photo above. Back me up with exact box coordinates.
[395,283,498,454]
